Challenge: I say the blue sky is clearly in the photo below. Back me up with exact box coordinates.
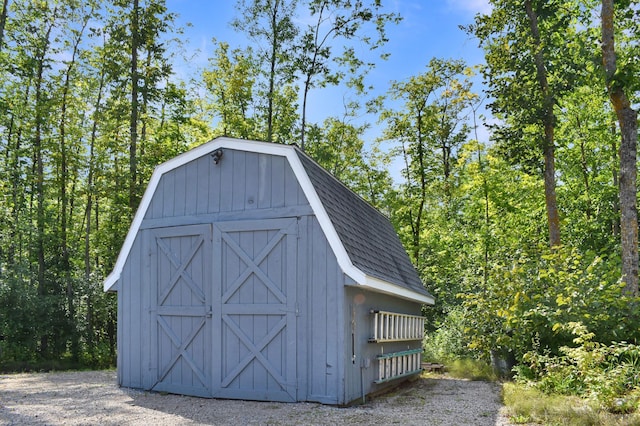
[166,0,493,160]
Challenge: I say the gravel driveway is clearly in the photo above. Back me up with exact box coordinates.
[0,370,513,425]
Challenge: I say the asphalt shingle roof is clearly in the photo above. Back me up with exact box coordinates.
[295,147,433,299]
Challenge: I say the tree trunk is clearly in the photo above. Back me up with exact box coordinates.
[406,106,427,269]
[266,0,280,142]
[610,126,620,237]
[129,0,140,213]
[602,0,639,297]
[85,66,106,277]
[7,84,28,266]
[524,0,561,248]
[299,2,326,151]
[59,11,89,361]
[0,0,9,51]
[34,12,56,356]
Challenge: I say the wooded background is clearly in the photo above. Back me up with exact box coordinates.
[0,0,638,371]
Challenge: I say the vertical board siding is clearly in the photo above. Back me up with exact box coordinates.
[119,233,146,389]
[257,154,272,209]
[173,163,186,217]
[208,153,222,213]
[195,155,210,215]
[305,217,341,404]
[150,177,164,218]
[231,150,245,211]
[141,231,152,389]
[162,170,175,218]
[144,150,309,222]
[183,159,198,215]
[296,216,310,401]
[270,156,286,208]
[244,152,259,211]
[343,287,423,404]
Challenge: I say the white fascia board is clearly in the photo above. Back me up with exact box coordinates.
[104,137,295,292]
[361,275,435,305]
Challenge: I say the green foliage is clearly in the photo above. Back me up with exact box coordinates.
[202,40,260,139]
[0,0,194,369]
[377,57,476,280]
[516,323,640,414]
[462,247,632,360]
[0,270,40,363]
[502,382,612,426]
[422,307,474,363]
[444,358,497,382]
[294,0,401,147]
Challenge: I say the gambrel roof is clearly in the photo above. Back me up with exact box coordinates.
[104,137,434,305]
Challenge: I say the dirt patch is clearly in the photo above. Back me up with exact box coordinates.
[0,370,514,425]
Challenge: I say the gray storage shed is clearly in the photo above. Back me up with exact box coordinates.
[104,137,434,405]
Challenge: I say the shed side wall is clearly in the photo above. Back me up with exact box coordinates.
[298,215,344,404]
[343,287,423,405]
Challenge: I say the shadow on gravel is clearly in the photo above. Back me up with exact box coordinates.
[127,375,507,425]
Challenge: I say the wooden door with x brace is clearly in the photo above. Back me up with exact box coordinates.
[212,218,298,402]
[150,224,213,398]
[149,219,298,401]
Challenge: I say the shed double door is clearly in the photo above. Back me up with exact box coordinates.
[150,218,298,402]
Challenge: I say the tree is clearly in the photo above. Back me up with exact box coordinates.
[601,0,639,297]
[523,0,560,247]
[56,0,96,361]
[232,0,298,142]
[202,41,259,138]
[0,0,192,366]
[555,84,619,253]
[468,0,586,248]
[305,117,373,195]
[294,0,399,149]
[27,0,62,358]
[377,58,475,269]
[104,0,178,214]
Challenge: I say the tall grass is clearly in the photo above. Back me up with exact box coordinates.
[503,382,640,426]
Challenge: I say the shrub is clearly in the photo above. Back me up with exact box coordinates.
[422,306,473,363]
[461,247,637,362]
[516,322,640,414]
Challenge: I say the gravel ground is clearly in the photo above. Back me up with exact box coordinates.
[0,370,514,425]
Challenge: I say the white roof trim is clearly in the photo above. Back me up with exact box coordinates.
[362,276,435,305]
[104,137,430,304]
